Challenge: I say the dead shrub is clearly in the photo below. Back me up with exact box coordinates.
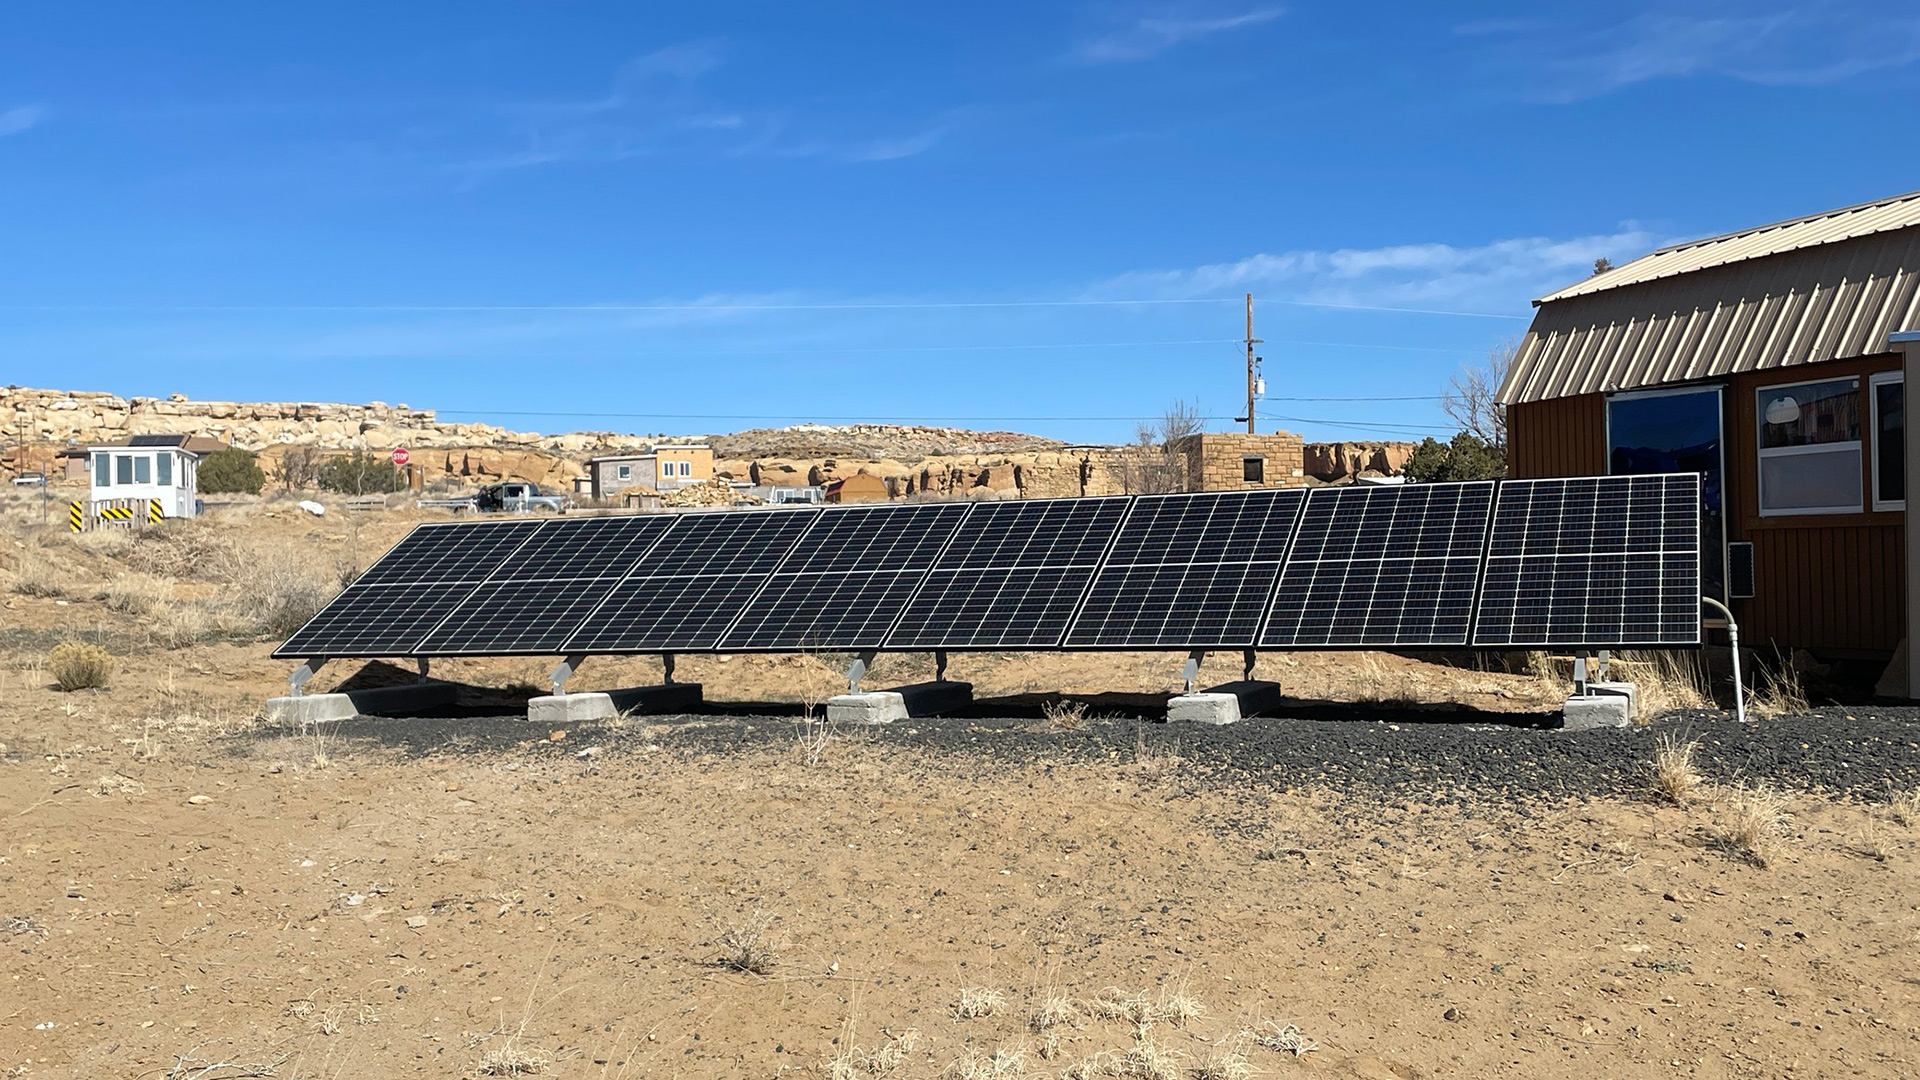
[104,572,171,616]
[1251,1021,1318,1057]
[717,910,781,974]
[1889,785,1920,827]
[828,1027,922,1080]
[476,1044,551,1077]
[945,1045,1028,1079]
[1753,657,1810,718]
[1042,699,1090,732]
[48,641,112,691]
[1622,650,1713,718]
[953,986,1007,1020]
[240,555,338,639]
[1649,732,1703,805]
[1191,1033,1254,1080]
[126,522,246,581]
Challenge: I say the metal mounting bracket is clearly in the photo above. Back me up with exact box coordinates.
[934,650,949,682]
[1242,648,1257,681]
[1596,649,1611,681]
[846,651,878,694]
[1573,651,1590,696]
[288,658,326,698]
[416,657,431,683]
[549,654,586,696]
[1182,650,1206,695]
[662,653,677,685]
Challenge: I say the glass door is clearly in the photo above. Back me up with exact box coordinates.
[1607,386,1726,602]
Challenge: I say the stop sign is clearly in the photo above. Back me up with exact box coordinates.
[391,446,411,467]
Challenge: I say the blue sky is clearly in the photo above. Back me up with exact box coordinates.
[3,2,1918,445]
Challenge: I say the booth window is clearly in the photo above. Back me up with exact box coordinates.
[1243,456,1265,482]
[1756,377,1862,515]
[1872,372,1905,511]
[157,453,173,487]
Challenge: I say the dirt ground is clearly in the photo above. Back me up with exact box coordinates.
[3,500,1919,1080]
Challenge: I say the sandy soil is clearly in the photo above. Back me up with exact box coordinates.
[3,501,1918,1079]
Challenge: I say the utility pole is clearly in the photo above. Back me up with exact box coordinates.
[1243,293,1263,434]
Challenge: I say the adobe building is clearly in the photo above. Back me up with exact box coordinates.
[584,444,716,501]
[1501,189,1917,695]
[1183,431,1307,491]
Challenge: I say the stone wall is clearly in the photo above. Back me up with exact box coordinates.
[1182,432,1308,492]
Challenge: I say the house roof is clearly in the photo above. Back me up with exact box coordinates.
[1538,189,1920,304]
[90,433,225,454]
[1502,199,1920,405]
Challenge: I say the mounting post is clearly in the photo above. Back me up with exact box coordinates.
[416,657,431,683]
[549,654,586,696]
[934,650,949,682]
[1572,651,1590,696]
[1182,650,1206,695]
[662,653,677,685]
[1242,649,1257,680]
[846,651,878,694]
[288,658,326,698]
[1596,649,1611,681]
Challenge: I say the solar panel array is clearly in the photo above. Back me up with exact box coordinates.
[274,474,1705,660]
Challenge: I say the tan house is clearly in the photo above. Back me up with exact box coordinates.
[584,444,715,501]
[1501,189,1917,693]
[824,472,890,503]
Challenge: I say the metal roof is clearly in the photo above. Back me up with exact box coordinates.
[1502,223,1920,405]
[1539,189,1920,303]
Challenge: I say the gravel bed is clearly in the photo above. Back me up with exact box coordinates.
[296,703,1920,805]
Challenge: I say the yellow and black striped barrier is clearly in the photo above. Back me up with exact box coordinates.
[69,501,84,532]
[99,505,135,523]
[149,499,164,524]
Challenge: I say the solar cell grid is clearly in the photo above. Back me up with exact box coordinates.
[1063,489,1305,648]
[770,502,971,575]
[487,515,673,580]
[887,497,1128,649]
[351,520,543,586]
[1471,474,1701,648]
[1261,482,1493,648]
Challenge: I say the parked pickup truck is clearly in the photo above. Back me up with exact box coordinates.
[418,481,572,514]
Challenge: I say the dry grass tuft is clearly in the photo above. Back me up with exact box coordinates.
[1029,986,1078,1034]
[1852,814,1890,862]
[1717,785,1788,867]
[48,641,112,691]
[476,1043,552,1077]
[1042,699,1090,732]
[827,1027,922,1080]
[1623,650,1714,718]
[4,915,48,938]
[1113,1030,1183,1080]
[953,986,1008,1020]
[1251,1021,1318,1057]
[1650,732,1703,805]
[1889,785,1920,828]
[945,1045,1028,1079]
[1131,727,1182,783]
[1190,1033,1255,1080]
[717,909,782,974]
[1753,658,1811,718]
[793,715,836,766]
[1085,986,1203,1034]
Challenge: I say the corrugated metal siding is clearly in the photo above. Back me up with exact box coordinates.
[1542,189,1920,302]
[1745,524,1906,653]
[1504,225,1920,404]
[1506,394,1606,479]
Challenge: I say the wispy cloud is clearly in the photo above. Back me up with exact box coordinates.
[1467,5,1920,103]
[1072,7,1281,64]
[0,104,46,137]
[1093,227,1667,314]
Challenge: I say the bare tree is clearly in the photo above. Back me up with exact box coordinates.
[1441,342,1515,449]
[1107,400,1204,494]
[276,445,325,491]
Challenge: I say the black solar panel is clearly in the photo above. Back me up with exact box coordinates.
[274,521,543,658]
[718,502,972,650]
[887,497,1129,649]
[415,516,674,655]
[1262,482,1494,648]
[563,509,820,653]
[1471,474,1701,648]
[1062,490,1306,648]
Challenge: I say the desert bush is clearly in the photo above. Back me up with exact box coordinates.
[1890,785,1920,827]
[317,452,407,494]
[235,555,338,639]
[1753,656,1810,718]
[104,572,170,616]
[717,910,781,974]
[197,448,266,494]
[1650,733,1703,805]
[126,522,246,581]
[1252,1021,1318,1057]
[49,641,112,691]
[1042,698,1089,732]
[1622,650,1713,717]
[1718,785,1787,866]
[953,987,1007,1020]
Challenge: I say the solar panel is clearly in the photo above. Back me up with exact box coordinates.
[1261,482,1494,648]
[1062,490,1305,649]
[562,509,819,653]
[1471,474,1702,648]
[415,516,674,655]
[718,502,972,650]
[887,497,1129,649]
[274,520,543,658]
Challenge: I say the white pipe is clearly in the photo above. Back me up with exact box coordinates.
[1701,597,1747,723]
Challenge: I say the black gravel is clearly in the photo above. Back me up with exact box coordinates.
[276,700,1920,806]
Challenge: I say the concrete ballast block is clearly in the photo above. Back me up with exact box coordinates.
[527,692,618,725]
[827,692,909,725]
[1562,693,1633,730]
[263,693,358,725]
[1167,693,1241,725]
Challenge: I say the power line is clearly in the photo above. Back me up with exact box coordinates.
[433,406,1456,435]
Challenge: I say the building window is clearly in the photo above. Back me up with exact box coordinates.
[1757,377,1862,515]
[1242,456,1265,483]
[116,455,133,485]
[616,464,631,480]
[134,456,152,484]
[157,454,172,487]
[94,453,109,487]
[680,460,693,477]
[1872,371,1905,511]
[1608,385,1725,599]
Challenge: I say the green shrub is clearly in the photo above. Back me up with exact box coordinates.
[48,642,112,691]
[1404,432,1506,483]
[316,452,407,494]
[197,449,266,494]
